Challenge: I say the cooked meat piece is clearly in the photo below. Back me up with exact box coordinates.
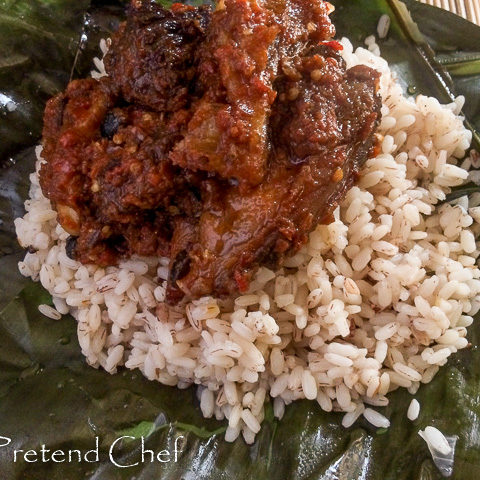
[39,0,381,304]
[104,1,211,113]
[170,0,336,188]
[171,45,381,298]
[74,212,172,266]
[267,0,336,59]
[170,0,279,187]
[40,78,117,234]
[39,76,192,264]
[87,107,185,223]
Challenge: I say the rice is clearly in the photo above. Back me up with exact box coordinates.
[363,408,391,428]
[407,398,420,421]
[419,426,457,476]
[38,304,62,320]
[419,426,452,456]
[15,32,480,444]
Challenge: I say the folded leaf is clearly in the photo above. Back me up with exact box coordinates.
[0,1,479,479]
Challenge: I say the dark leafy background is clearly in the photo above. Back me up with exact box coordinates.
[0,0,479,478]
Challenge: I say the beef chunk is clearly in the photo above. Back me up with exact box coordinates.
[174,45,381,298]
[104,1,211,113]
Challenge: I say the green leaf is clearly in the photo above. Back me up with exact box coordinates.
[0,0,91,163]
[1,1,480,479]
[436,52,480,76]
[116,421,159,441]
[174,421,227,438]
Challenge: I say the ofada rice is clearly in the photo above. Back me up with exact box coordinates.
[14,35,480,444]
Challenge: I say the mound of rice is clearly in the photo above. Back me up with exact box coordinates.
[14,35,480,444]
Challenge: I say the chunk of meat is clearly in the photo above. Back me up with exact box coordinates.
[40,78,117,234]
[170,0,336,188]
[170,0,279,187]
[74,211,172,266]
[172,46,382,298]
[86,107,184,223]
[104,1,211,112]
[39,77,193,264]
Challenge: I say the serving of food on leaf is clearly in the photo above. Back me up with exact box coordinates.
[13,0,480,455]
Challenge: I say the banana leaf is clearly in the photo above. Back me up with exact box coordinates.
[0,1,480,479]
